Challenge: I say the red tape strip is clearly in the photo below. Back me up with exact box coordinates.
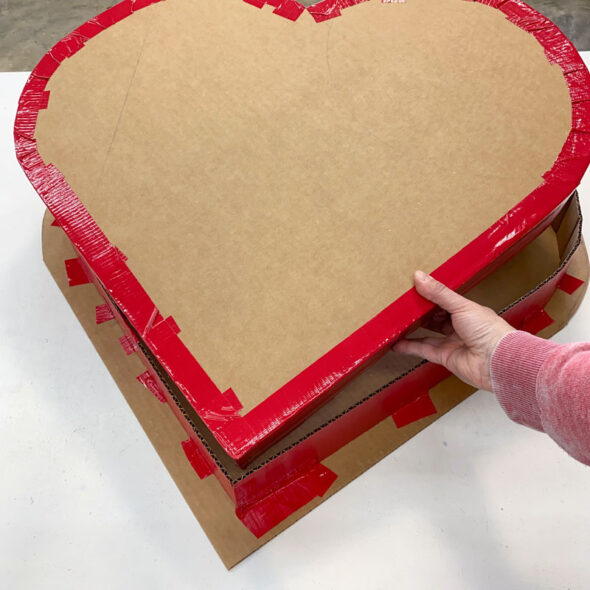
[520,309,554,335]
[181,438,215,479]
[95,303,115,324]
[136,370,167,403]
[237,463,337,538]
[392,392,437,428]
[307,0,369,22]
[222,388,244,413]
[64,257,91,287]
[243,0,305,21]
[119,334,138,355]
[557,273,585,295]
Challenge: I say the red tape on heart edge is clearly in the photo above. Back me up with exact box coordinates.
[64,257,91,287]
[137,370,167,403]
[557,273,585,295]
[15,0,590,464]
[236,463,338,538]
[181,438,215,479]
[95,302,115,324]
[119,334,138,355]
[393,392,437,429]
[520,309,555,335]
[243,0,372,22]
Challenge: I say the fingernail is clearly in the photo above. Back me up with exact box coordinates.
[415,270,428,282]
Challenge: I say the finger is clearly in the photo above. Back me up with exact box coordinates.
[414,270,470,315]
[393,337,447,365]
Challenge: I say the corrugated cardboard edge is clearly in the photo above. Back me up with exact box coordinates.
[41,209,589,569]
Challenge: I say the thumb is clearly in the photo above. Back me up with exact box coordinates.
[414,270,469,315]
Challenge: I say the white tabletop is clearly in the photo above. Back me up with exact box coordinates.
[2,55,590,589]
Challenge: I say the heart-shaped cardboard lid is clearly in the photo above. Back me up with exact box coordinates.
[15,0,590,464]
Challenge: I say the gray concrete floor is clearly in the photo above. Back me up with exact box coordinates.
[0,0,589,71]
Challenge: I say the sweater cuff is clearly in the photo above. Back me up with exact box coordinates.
[490,331,561,431]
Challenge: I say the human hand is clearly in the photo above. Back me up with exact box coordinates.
[392,271,515,391]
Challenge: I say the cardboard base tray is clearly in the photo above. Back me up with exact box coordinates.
[43,194,589,568]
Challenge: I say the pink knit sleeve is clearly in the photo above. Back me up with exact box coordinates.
[490,331,590,466]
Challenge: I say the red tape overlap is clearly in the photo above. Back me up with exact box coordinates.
[243,0,305,21]
[137,370,167,403]
[181,438,215,479]
[236,463,337,538]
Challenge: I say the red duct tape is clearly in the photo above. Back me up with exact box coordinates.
[557,273,585,295]
[392,392,437,429]
[181,438,215,480]
[119,334,138,356]
[114,247,128,263]
[520,309,555,335]
[143,316,242,423]
[222,388,244,412]
[236,463,337,538]
[64,257,91,287]
[307,0,370,23]
[272,0,305,20]
[136,370,167,403]
[162,315,180,335]
[15,0,590,465]
[243,0,305,21]
[95,303,115,325]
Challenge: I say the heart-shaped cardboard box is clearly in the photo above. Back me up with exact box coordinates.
[15,0,590,466]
